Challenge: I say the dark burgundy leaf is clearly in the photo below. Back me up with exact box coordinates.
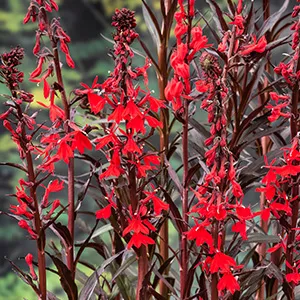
[47,253,78,300]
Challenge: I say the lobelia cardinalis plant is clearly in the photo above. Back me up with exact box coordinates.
[0,0,300,299]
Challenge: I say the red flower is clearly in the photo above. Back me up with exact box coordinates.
[145,95,166,112]
[41,179,64,207]
[37,90,65,122]
[165,78,183,111]
[236,206,252,220]
[99,150,124,179]
[210,252,239,274]
[95,204,114,219]
[217,272,240,295]
[18,220,38,239]
[186,224,213,249]
[188,27,211,59]
[195,80,210,93]
[127,116,146,134]
[231,180,244,198]
[44,199,61,220]
[66,53,75,68]
[286,272,300,284]
[269,164,300,177]
[123,100,142,120]
[71,131,92,154]
[10,199,33,219]
[232,221,247,240]
[145,115,163,128]
[25,253,37,280]
[240,35,267,56]
[80,77,104,113]
[122,134,142,155]
[152,196,169,215]
[107,104,124,124]
[57,140,74,164]
[127,232,155,249]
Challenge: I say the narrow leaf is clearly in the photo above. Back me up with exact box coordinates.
[111,254,136,282]
[257,0,289,38]
[48,253,78,300]
[79,251,125,300]
[165,157,183,195]
[142,0,162,45]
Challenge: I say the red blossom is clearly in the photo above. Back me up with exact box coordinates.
[25,253,37,280]
[95,204,114,219]
[186,224,214,249]
[71,131,92,154]
[56,140,73,164]
[210,252,240,274]
[286,272,300,284]
[217,272,240,295]
[44,199,61,220]
[18,220,38,239]
[232,221,247,240]
[240,35,267,56]
[127,232,155,249]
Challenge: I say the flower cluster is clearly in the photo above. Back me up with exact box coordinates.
[25,0,74,102]
[78,9,168,249]
[0,47,66,286]
[166,0,259,295]
[186,51,248,295]
[257,138,300,284]
[165,0,210,111]
[274,2,300,86]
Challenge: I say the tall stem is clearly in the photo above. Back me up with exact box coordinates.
[256,1,271,299]
[180,99,189,299]
[51,43,75,279]
[285,53,300,300]
[27,153,47,300]
[157,1,173,297]
[211,222,219,300]
[129,157,149,300]
[41,1,75,278]
[11,85,47,300]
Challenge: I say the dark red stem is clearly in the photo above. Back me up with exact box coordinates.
[51,42,75,279]
[285,53,300,300]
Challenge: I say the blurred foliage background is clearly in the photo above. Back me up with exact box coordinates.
[0,0,286,299]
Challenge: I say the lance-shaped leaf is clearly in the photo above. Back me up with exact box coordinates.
[47,253,78,300]
[257,0,289,38]
[165,156,183,195]
[206,0,229,34]
[142,0,162,46]
[78,251,125,300]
